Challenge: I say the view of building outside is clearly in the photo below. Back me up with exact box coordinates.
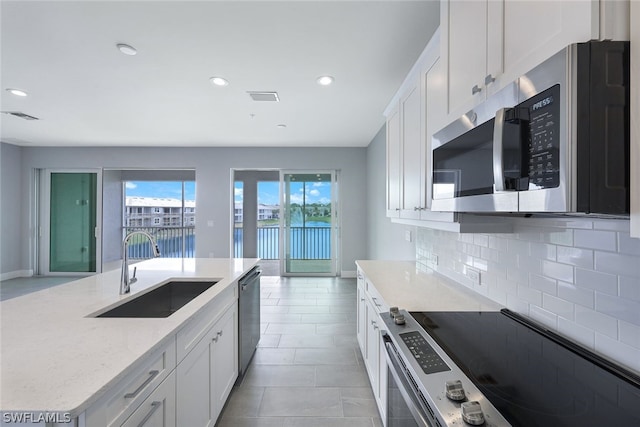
[124,181,196,258]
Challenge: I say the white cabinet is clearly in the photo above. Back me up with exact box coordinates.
[121,371,176,427]
[386,105,401,218]
[84,337,177,427]
[176,301,238,426]
[441,0,628,120]
[356,269,388,423]
[356,269,366,353]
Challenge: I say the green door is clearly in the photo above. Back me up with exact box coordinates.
[48,172,98,273]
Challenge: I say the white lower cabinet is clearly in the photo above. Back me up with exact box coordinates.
[121,371,176,427]
[176,302,238,426]
[357,268,388,424]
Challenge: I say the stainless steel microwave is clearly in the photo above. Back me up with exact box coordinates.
[431,41,630,214]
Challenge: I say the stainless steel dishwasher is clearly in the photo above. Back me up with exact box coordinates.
[238,266,261,378]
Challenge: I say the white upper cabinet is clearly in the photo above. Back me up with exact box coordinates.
[400,82,423,219]
[386,105,401,218]
[441,0,629,120]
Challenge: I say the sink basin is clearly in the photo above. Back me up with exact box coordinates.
[96,280,218,318]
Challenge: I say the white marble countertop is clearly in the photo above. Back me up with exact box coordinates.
[0,258,259,416]
[355,260,502,312]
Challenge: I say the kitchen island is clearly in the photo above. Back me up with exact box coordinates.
[0,258,259,426]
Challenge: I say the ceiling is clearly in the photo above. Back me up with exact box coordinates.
[0,1,439,148]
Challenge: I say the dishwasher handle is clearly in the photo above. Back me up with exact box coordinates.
[240,267,261,289]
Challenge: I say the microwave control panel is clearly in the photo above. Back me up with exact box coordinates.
[523,84,561,189]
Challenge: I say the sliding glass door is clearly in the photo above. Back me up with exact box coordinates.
[40,170,101,274]
[280,171,337,276]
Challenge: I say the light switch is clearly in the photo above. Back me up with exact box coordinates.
[405,230,412,242]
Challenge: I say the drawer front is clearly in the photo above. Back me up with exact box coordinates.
[176,284,236,362]
[121,371,176,427]
[84,337,176,427]
[365,279,389,314]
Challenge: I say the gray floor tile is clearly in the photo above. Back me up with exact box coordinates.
[342,396,380,417]
[218,417,285,427]
[259,387,343,417]
[287,305,332,314]
[294,348,358,365]
[265,323,317,335]
[261,313,303,323]
[278,334,336,348]
[261,305,291,314]
[300,313,348,323]
[252,348,296,365]
[283,418,375,427]
[242,365,316,387]
[316,323,356,335]
[315,366,371,387]
[257,334,281,348]
[220,386,265,417]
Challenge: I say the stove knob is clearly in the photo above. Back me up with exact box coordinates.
[461,401,485,426]
[389,307,399,318]
[394,314,406,325]
[445,380,466,401]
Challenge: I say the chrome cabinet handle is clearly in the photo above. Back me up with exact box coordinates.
[124,370,160,399]
[137,401,162,427]
[472,84,482,95]
[485,74,496,85]
[217,330,223,337]
[395,208,400,211]
[360,298,365,302]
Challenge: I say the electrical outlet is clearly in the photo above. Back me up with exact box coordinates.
[466,267,480,284]
[431,254,439,266]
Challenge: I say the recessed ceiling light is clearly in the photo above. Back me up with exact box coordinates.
[210,77,229,87]
[316,76,334,86]
[6,88,28,97]
[276,124,287,129]
[116,43,137,56]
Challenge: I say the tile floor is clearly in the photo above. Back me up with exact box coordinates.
[218,276,382,427]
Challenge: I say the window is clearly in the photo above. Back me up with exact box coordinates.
[153,218,161,225]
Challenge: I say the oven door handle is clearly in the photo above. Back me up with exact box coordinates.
[382,333,432,427]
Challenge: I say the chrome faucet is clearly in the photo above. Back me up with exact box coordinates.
[120,231,161,294]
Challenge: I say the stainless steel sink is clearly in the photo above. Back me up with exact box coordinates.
[96,280,218,318]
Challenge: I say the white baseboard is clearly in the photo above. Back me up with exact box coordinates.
[0,269,34,281]
[341,270,356,278]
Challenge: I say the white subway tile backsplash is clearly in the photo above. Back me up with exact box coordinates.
[595,252,640,278]
[574,306,618,338]
[556,246,594,269]
[619,321,640,349]
[529,274,557,295]
[541,260,574,283]
[595,293,640,327]
[557,317,595,348]
[574,268,617,295]
[594,333,640,373]
[557,281,594,309]
[542,294,574,319]
[619,276,640,302]
[618,232,640,256]
[415,218,640,374]
[574,229,617,251]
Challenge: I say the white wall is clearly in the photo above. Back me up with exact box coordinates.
[18,146,367,276]
[365,125,416,260]
[0,143,26,278]
[102,170,123,267]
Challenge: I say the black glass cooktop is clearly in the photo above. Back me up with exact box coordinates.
[410,310,640,427]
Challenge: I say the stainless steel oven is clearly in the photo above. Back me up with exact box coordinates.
[381,308,640,427]
[431,41,630,214]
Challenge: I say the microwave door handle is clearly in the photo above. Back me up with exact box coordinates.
[493,108,506,192]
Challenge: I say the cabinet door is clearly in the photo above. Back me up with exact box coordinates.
[356,271,367,354]
[176,327,215,427]
[501,0,598,87]
[445,0,488,115]
[212,303,238,421]
[401,83,423,219]
[364,299,380,395]
[122,372,176,427]
[386,105,402,217]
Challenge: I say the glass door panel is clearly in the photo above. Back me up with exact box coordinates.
[281,171,336,276]
[49,172,98,273]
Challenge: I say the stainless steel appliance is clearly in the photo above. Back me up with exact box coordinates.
[381,309,640,427]
[238,266,261,378]
[431,41,630,214]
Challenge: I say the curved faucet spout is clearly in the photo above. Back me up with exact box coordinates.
[120,231,161,294]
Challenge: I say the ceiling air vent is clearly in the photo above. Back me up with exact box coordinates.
[247,91,280,102]
[1,111,40,120]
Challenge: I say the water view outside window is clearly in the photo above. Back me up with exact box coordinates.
[124,181,196,258]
